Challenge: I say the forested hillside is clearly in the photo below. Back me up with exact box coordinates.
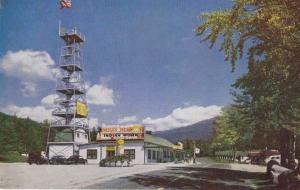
[154,118,215,142]
[0,112,49,162]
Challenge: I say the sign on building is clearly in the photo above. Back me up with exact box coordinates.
[76,101,88,117]
[96,125,145,141]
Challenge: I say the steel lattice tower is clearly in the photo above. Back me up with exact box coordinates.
[47,26,89,158]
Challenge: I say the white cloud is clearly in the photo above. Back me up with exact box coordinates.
[0,50,56,96]
[118,116,137,124]
[21,81,37,97]
[89,118,99,128]
[0,50,55,80]
[2,104,52,122]
[142,105,222,131]
[87,82,115,106]
[0,94,59,122]
[41,94,59,106]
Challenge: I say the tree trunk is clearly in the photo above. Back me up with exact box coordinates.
[280,128,289,167]
[280,127,296,170]
[287,130,296,170]
[296,135,300,174]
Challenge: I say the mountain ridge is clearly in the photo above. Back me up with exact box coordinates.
[153,117,216,143]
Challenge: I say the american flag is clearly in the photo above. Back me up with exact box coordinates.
[60,0,72,9]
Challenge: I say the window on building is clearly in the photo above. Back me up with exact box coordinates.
[76,133,80,138]
[148,150,151,159]
[85,134,88,139]
[163,150,166,158]
[87,149,97,159]
[124,149,135,160]
[152,150,156,160]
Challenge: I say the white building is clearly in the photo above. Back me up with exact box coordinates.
[79,125,184,164]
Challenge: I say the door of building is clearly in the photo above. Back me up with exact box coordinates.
[107,150,115,158]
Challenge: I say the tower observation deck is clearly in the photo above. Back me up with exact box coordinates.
[47,26,89,158]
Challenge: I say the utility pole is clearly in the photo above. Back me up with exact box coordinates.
[193,141,196,164]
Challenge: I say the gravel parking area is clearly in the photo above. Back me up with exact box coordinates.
[0,158,269,189]
[0,163,188,189]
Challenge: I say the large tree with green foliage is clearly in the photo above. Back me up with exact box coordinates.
[196,0,300,169]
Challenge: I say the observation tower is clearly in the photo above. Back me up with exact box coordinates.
[47,26,89,158]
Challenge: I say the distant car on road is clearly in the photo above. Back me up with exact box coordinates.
[49,155,67,165]
[240,156,251,164]
[65,155,87,165]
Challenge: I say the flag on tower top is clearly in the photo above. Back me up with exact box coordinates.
[60,0,72,9]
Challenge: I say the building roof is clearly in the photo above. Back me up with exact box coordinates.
[144,134,174,148]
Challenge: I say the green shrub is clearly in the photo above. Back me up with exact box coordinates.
[99,154,131,167]
[1,151,26,162]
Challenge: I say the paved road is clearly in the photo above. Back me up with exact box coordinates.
[85,158,278,189]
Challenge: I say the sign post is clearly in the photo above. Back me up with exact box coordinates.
[116,139,125,155]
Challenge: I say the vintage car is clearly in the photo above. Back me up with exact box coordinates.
[65,155,87,165]
[49,155,67,165]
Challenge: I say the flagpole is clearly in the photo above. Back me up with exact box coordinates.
[59,20,61,36]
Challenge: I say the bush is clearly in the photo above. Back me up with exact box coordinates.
[99,154,131,167]
[1,151,26,162]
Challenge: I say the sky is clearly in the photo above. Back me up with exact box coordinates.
[0,0,247,131]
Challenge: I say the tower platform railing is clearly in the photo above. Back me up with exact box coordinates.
[52,107,87,118]
[51,119,88,129]
[52,107,76,116]
[56,82,85,94]
[59,27,85,43]
[61,45,80,56]
[54,96,86,105]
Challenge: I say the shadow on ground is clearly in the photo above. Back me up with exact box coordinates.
[84,166,300,189]
[126,167,297,190]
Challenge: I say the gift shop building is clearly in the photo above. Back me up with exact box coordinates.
[79,125,184,164]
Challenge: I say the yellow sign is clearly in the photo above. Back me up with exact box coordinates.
[117,139,124,145]
[106,146,116,151]
[97,125,145,141]
[173,142,183,150]
[76,101,88,117]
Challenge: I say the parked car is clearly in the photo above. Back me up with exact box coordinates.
[49,155,67,165]
[240,156,251,164]
[244,158,251,164]
[27,152,48,165]
[265,155,281,165]
[65,155,87,165]
[265,154,298,168]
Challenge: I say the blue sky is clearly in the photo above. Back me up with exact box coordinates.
[0,0,247,131]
